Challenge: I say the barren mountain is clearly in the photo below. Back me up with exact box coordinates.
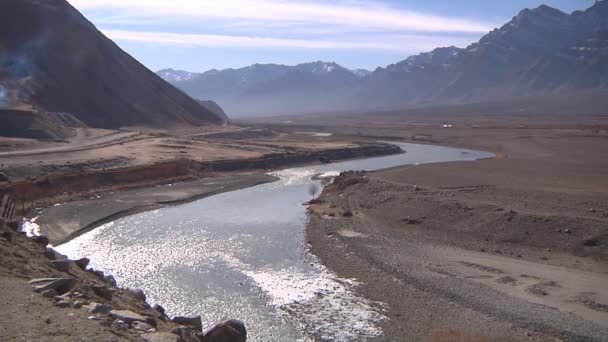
[157,62,366,116]
[356,1,608,107]
[163,2,608,117]
[0,0,227,131]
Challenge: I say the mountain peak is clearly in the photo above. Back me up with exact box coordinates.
[515,4,567,20]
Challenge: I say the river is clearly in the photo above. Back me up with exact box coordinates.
[56,142,494,341]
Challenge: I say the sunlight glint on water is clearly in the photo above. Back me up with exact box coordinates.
[56,143,493,341]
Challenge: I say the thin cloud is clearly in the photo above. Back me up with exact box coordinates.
[70,0,496,34]
[103,29,474,52]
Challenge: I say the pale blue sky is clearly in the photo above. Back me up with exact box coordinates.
[68,0,595,72]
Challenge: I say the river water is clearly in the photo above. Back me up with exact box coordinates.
[56,143,493,341]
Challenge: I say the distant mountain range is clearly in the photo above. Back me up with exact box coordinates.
[159,1,608,117]
[157,62,369,117]
[0,0,227,131]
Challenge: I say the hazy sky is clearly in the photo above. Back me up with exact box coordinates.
[68,0,595,72]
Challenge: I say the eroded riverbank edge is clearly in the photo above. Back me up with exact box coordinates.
[20,141,401,245]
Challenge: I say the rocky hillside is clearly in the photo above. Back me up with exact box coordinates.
[0,0,227,130]
[358,1,608,107]
[163,2,608,116]
[0,214,247,341]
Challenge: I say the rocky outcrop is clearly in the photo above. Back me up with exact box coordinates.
[0,220,247,341]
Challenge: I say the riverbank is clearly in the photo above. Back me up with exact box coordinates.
[36,173,278,245]
[307,128,608,341]
[0,219,213,341]
[17,141,400,245]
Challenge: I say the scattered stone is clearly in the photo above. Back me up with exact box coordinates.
[112,319,129,331]
[92,284,114,300]
[1,230,13,243]
[45,318,52,324]
[30,278,78,295]
[172,315,202,332]
[50,260,71,272]
[202,319,247,342]
[0,172,9,182]
[132,321,155,332]
[86,302,112,314]
[554,229,561,233]
[72,301,84,309]
[41,289,57,298]
[589,208,597,213]
[110,310,151,325]
[504,210,517,222]
[496,276,517,285]
[342,210,353,217]
[55,300,71,308]
[401,217,421,225]
[6,220,19,231]
[527,285,548,297]
[75,258,90,269]
[564,229,572,234]
[31,235,49,246]
[142,332,180,342]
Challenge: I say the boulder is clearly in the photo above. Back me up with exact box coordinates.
[110,310,153,326]
[132,321,155,332]
[31,235,49,246]
[30,278,78,295]
[154,304,166,315]
[49,260,71,272]
[55,300,71,308]
[92,284,114,300]
[172,315,202,332]
[86,302,112,314]
[202,319,247,342]
[74,258,90,269]
[103,275,117,287]
[134,289,146,301]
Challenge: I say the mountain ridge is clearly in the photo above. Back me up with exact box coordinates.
[159,1,608,117]
[0,0,227,129]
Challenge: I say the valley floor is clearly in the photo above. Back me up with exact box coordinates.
[307,126,608,341]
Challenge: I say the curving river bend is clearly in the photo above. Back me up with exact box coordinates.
[56,143,494,341]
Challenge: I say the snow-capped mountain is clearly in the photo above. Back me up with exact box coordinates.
[157,1,608,116]
[156,68,199,83]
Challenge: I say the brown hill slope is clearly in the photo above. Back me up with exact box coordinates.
[0,0,227,129]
